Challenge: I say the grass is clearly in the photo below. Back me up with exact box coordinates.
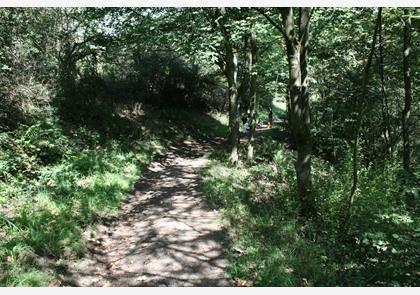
[0,104,227,286]
[202,139,330,286]
[2,100,417,286]
[201,125,420,286]
[0,119,164,285]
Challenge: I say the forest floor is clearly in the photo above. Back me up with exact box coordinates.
[63,138,231,287]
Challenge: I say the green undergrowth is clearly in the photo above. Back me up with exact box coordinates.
[0,105,226,286]
[202,132,419,286]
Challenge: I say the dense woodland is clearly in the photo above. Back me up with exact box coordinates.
[0,7,419,286]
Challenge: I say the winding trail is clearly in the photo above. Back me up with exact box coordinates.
[65,138,230,286]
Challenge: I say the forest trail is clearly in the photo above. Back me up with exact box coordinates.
[64,138,231,287]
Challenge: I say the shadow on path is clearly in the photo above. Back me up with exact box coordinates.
[64,138,231,286]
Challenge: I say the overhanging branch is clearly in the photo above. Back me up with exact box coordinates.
[254,8,286,38]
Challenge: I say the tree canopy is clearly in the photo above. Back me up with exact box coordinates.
[0,7,418,287]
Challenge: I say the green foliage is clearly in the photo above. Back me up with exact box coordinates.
[203,132,419,286]
[322,160,420,286]
[310,8,419,165]
[1,6,418,287]
[0,96,228,286]
[203,142,330,286]
[0,110,165,286]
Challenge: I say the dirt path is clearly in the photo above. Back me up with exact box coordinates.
[64,138,231,286]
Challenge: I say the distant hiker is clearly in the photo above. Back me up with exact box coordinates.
[268,108,273,128]
[243,121,249,137]
[241,111,250,137]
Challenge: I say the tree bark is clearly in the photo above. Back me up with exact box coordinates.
[378,9,392,153]
[227,47,240,164]
[217,8,240,164]
[299,8,310,129]
[402,8,412,172]
[281,7,315,218]
[247,27,257,162]
[342,8,382,237]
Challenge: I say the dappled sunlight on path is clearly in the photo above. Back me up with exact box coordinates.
[65,139,230,286]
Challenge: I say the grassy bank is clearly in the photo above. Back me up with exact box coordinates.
[202,130,420,286]
[0,105,227,286]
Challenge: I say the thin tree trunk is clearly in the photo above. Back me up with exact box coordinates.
[300,8,311,129]
[285,87,292,135]
[227,48,239,164]
[402,8,412,172]
[378,9,392,153]
[247,27,257,162]
[342,8,382,236]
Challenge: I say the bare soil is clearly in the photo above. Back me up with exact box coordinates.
[64,138,231,286]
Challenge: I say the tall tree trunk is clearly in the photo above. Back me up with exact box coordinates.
[402,8,412,172]
[247,27,257,162]
[217,8,240,164]
[342,8,382,237]
[297,8,314,217]
[281,7,315,218]
[378,9,392,153]
[227,47,239,164]
[299,8,310,129]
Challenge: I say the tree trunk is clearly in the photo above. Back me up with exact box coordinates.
[217,8,240,164]
[299,8,311,130]
[402,8,412,172]
[227,47,239,164]
[378,9,392,154]
[247,27,257,162]
[285,87,292,135]
[281,7,315,218]
[342,8,382,237]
